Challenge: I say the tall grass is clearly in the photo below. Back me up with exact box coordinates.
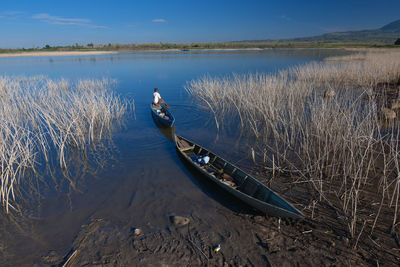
[0,76,132,213]
[186,51,400,240]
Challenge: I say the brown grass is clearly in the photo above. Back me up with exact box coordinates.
[0,76,132,213]
[185,51,400,240]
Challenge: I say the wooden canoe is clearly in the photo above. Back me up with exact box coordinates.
[150,103,175,127]
[175,134,304,219]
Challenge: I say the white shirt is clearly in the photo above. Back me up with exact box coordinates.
[153,92,161,104]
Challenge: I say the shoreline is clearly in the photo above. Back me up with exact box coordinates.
[1,47,396,58]
[0,48,342,59]
[0,51,119,58]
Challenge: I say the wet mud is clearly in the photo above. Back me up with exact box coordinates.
[44,167,400,266]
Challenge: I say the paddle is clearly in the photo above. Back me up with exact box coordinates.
[162,101,170,109]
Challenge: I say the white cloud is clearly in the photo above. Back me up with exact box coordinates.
[0,11,24,20]
[152,18,167,23]
[32,13,107,29]
[4,11,25,16]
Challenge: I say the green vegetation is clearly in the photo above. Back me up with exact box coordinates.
[0,41,399,54]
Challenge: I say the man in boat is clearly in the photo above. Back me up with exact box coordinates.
[152,88,165,107]
[152,88,170,119]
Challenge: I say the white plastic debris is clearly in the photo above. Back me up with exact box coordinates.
[213,244,221,252]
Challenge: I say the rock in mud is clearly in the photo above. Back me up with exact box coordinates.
[133,228,142,236]
[171,215,190,226]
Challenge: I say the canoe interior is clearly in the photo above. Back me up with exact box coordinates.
[150,104,175,127]
[176,135,303,217]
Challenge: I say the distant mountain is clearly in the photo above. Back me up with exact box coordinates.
[283,19,400,44]
[380,20,400,31]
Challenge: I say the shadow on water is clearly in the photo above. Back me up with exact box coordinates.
[175,150,260,216]
[158,125,176,143]
[151,108,258,215]
[151,111,176,142]
[151,119,175,143]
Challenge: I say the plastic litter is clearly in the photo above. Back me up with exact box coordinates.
[213,244,221,252]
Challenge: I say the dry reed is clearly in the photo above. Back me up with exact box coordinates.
[0,76,132,213]
[186,51,400,240]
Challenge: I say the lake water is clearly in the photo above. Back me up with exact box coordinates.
[0,49,348,265]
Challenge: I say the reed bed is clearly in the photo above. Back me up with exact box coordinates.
[186,51,400,241]
[0,76,131,213]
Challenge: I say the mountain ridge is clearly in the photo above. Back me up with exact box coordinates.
[284,19,400,43]
[380,19,400,31]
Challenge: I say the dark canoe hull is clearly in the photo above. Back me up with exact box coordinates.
[175,134,304,219]
[150,104,175,127]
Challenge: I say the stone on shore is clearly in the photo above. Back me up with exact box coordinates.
[171,216,190,226]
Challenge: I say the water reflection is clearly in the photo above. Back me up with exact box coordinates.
[14,134,116,214]
[0,135,119,265]
[158,125,176,142]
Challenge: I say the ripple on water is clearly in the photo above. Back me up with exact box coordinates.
[171,103,211,129]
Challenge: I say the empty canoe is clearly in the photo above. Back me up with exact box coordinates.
[175,134,304,219]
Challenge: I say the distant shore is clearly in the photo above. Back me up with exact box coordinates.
[0,47,340,59]
[0,47,397,59]
[0,48,305,58]
[1,40,399,58]
[0,51,118,58]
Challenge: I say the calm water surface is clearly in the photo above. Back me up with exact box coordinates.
[0,50,347,264]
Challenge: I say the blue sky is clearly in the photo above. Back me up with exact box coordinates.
[1,0,399,48]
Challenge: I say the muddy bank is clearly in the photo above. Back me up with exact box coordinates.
[50,145,400,267]
[53,207,396,266]
[1,149,399,266]
[46,171,399,266]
